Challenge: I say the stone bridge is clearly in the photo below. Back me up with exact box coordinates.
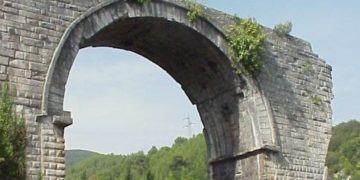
[0,0,333,179]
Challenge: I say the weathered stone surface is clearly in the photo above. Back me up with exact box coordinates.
[0,0,332,179]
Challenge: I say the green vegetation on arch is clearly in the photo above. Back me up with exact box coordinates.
[226,17,265,75]
[0,83,26,179]
[183,0,205,22]
[273,21,293,36]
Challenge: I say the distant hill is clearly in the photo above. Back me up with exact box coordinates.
[65,149,98,167]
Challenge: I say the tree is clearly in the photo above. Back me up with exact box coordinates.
[173,137,187,147]
[0,83,26,179]
[326,120,360,179]
[146,171,154,180]
[125,166,132,180]
[80,171,87,180]
[147,146,158,156]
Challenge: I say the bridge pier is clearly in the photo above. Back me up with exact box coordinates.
[197,85,281,179]
[34,112,72,179]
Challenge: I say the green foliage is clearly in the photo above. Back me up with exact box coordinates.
[183,0,204,22]
[66,134,208,180]
[0,83,26,179]
[38,170,43,180]
[310,94,321,106]
[303,62,314,75]
[326,120,360,179]
[226,17,265,74]
[273,21,293,36]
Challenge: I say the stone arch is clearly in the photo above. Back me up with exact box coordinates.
[38,0,278,179]
[41,0,236,115]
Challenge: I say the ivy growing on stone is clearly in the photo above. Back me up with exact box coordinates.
[183,0,204,22]
[226,17,265,75]
[0,83,26,179]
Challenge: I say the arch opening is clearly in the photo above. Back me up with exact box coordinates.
[80,17,236,104]
[64,47,204,154]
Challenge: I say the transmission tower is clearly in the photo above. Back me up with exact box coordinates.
[183,116,195,138]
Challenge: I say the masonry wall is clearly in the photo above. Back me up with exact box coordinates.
[0,1,100,179]
[0,0,332,179]
[258,30,333,179]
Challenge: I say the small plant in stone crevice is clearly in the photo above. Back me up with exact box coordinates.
[273,21,292,36]
[225,17,265,75]
[310,94,322,106]
[302,61,314,76]
[183,0,205,22]
[38,170,43,180]
[302,63,322,106]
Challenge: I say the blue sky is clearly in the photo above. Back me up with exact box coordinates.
[64,1,360,154]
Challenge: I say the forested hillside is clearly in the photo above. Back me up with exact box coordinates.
[65,150,97,167]
[326,120,360,179]
[65,120,360,180]
[65,134,207,180]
